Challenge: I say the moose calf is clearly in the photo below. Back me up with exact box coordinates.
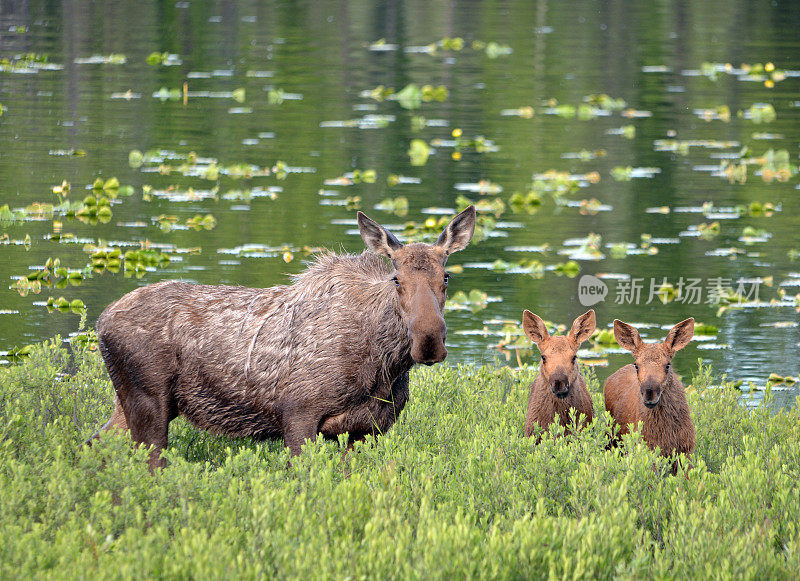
[89,207,476,470]
[523,309,595,438]
[604,318,696,473]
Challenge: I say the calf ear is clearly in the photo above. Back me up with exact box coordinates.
[664,318,694,354]
[436,205,476,256]
[358,211,403,257]
[613,319,642,353]
[522,310,549,346]
[568,310,596,347]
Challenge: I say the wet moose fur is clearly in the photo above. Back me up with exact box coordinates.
[603,318,696,472]
[91,207,476,469]
[524,310,595,438]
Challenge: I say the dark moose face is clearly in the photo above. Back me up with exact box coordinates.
[358,206,476,365]
[522,309,596,399]
[613,318,695,410]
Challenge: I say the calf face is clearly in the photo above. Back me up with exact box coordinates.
[358,206,476,365]
[523,309,596,398]
[613,318,695,408]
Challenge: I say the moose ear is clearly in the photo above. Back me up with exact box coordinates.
[358,211,403,257]
[435,205,476,256]
[664,318,694,354]
[568,310,596,347]
[522,310,549,346]
[613,319,642,353]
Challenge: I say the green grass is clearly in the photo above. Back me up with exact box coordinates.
[1,336,798,579]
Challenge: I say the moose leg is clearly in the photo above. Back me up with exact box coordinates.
[98,337,175,471]
[282,412,321,456]
[85,395,129,444]
[319,372,411,446]
[124,392,172,471]
[106,396,129,431]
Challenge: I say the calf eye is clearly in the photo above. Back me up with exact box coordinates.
[541,355,547,364]
[392,276,400,288]
[443,273,450,285]
[665,362,671,372]
[634,363,639,372]
[572,355,577,364]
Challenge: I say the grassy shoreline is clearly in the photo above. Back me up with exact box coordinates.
[1,336,798,578]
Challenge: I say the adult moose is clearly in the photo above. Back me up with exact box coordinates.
[90,206,476,469]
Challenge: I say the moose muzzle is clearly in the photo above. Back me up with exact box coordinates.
[641,379,662,408]
[550,372,570,399]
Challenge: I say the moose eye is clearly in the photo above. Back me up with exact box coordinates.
[634,363,639,372]
[572,355,577,364]
[541,355,547,364]
[443,273,450,285]
[392,276,400,288]
[665,362,671,372]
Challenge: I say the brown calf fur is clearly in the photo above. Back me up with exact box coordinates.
[523,310,595,438]
[89,206,476,470]
[604,318,696,473]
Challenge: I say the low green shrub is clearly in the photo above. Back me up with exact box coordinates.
[0,337,798,578]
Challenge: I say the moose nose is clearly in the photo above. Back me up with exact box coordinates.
[410,326,448,365]
[641,380,662,408]
[550,373,570,399]
[415,343,447,366]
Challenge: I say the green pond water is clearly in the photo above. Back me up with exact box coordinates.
[1,1,798,409]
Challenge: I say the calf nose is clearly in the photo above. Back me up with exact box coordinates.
[641,380,662,408]
[550,373,570,399]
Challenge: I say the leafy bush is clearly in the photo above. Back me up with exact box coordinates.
[0,338,798,578]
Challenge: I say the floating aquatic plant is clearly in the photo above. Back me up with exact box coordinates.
[499,106,534,118]
[44,297,85,314]
[697,222,721,240]
[482,41,513,58]
[529,171,600,199]
[739,103,776,123]
[431,131,499,156]
[12,257,86,295]
[740,201,779,217]
[694,105,731,122]
[694,323,719,335]
[606,125,636,138]
[561,149,607,161]
[74,54,126,65]
[584,93,627,111]
[218,244,322,261]
[767,373,797,386]
[591,328,619,347]
[407,139,431,166]
[455,195,505,218]
[697,61,788,87]
[654,139,738,155]
[153,87,182,101]
[446,289,494,313]
[508,191,542,214]
[552,261,581,277]
[146,52,182,66]
[375,197,409,217]
[610,166,661,181]
[0,53,62,73]
[362,84,448,109]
